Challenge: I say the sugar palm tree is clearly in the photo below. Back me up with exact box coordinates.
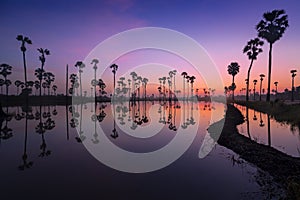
[259,74,265,101]
[37,48,50,97]
[110,64,118,98]
[0,64,12,97]
[142,78,148,100]
[243,38,264,101]
[75,61,85,97]
[189,75,196,98]
[290,69,297,101]
[91,59,99,98]
[52,85,57,96]
[16,35,32,88]
[227,62,240,100]
[256,9,289,101]
[253,79,258,100]
[14,80,23,95]
[181,72,187,100]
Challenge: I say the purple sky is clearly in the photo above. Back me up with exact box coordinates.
[1,0,300,94]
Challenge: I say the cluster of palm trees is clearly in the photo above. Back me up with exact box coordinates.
[0,35,58,98]
[226,9,292,102]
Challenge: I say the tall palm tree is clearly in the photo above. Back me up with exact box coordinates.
[243,38,264,101]
[110,64,118,98]
[253,79,258,100]
[259,74,265,101]
[37,48,50,97]
[256,9,289,102]
[75,61,85,97]
[181,72,187,100]
[0,79,4,94]
[0,64,12,97]
[274,81,278,94]
[186,75,190,100]
[290,69,297,102]
[227,62,240,100]
[16,35,32,88]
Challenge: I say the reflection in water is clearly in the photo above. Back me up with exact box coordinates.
[0,102,293,198]
[237,105,300,157]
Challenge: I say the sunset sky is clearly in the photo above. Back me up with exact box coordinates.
[1,0,299,95]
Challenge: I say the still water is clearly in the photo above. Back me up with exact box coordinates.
[0,101,289,199]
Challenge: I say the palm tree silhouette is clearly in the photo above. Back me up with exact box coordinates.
[290,70,297,101]
[0,64,12,97]
[0,79,4,94]
[142,78,148,100]
[91,59,99,99]
[37,48,50,96]
[75,61,85,97]
[14,80,23,95]
[43,72,55,95]
[110,64,118,99]
[253,79,258,100]
[189,75,196,99]
[243,38,264,101]
[274,81,278,95]
[259,74,265,101]
[181,72,187,100]
[227,62,240,100]
[16,35,32,88]
[256,9,289,102]
[52,85,57,96]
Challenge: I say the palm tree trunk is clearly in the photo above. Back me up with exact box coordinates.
[79,72,82,98]
[266,43,273,102]
[292,77,295,102]
[259,80,262,101]
[232,76,235,101]
[246,59,254,101]
[22,51,27,88]
[183,78,185,100]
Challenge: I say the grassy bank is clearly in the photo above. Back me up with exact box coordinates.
[216,104,300,198]
[235,100,300,126]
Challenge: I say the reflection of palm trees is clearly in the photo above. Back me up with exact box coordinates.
[246,108,251,139]
[243,38,264,101]
[111,103,118,139]
[256,9,289,101]
[227,62,240,101]
[267,114,271,146]
[16,35,32,89]
[259,112,265,127]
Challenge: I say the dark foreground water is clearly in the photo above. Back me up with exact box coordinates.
[0,101,293,199]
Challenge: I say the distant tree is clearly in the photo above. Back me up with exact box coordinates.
[0,63,12,97]
[259,74,265,101]
[256,9,289,101]
[110,64,118,98]
[290,69,297,101]
[253,79,258,100]
[37,48,50,96]
[181,72,187,100]
[227,62,240,100]
[75,61,85,97]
